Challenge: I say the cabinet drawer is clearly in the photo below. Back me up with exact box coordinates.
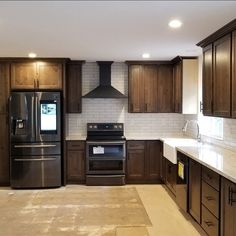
[67,141,85,150]
[202,180,219,218]
[201,205,219,236]
[127,141,145,150]
[202,166,220,191]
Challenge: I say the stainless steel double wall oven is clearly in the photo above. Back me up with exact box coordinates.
[86,123,126,185]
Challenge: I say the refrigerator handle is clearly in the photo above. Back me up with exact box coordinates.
[31,96,35,138]
[35,95,38,138]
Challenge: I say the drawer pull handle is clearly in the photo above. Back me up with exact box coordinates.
[205,196,214,201]
[204,221,214,227]
[206,174,212,180]
[229,187,236,206]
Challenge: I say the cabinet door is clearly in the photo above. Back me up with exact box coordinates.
[11,62,36,89]
[67,150,85,183]
[0,63,9,114]
[0,114,9,185]
[221,177,236,236]
[143,65,157,112]
[213,34,231,117]
[173,61,182,113]
[160,144,166,183]
[232,31,236,118]
[37,62,63,89]
[129,65,144,112]
[203,44,213,116]
[66,62,82,113]
[146,141,161,181]
[156,65,173,112]
[189,159,201,223]
[126,149,145,181]
[165,159,177,195]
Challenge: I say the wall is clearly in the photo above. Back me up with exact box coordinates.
[66,62,185,138]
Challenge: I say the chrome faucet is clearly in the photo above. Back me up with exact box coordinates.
[182,120,201,142]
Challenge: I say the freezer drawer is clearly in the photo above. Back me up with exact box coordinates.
[11,142,61,156]
[11,155,61,188]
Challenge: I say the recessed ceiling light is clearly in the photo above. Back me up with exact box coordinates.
[28,52,37,58]
[168,19,182,29]
[142,53,150,59]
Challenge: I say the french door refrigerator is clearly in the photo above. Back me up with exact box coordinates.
[10,91,61,188]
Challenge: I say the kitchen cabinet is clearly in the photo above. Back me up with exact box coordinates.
[232,31,236,117]
[128,63,174,113]
[221,177,236,236]
[213,34,231,117]
[144,65,158,112]
[165,159,177,196]
[11,61,63,90]
[202,44,213,116]
[173,60,182,113]
[156,65,173,112]
[189,159,201,223]
[160,143,166,183]
[128,65,145,112]
[0,63,10,186]
[172,57,198,114]
[126,140,161,183]
[66,141,85,184]
[66,61,83,113]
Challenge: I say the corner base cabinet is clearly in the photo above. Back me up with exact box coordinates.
[66,141,85,184]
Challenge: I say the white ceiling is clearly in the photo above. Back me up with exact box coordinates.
[0,1,236,61]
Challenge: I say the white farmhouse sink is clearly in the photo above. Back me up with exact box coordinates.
[163,138,198,164]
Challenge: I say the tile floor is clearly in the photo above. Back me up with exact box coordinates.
[0,185,207,236]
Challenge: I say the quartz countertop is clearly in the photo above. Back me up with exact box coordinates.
[66,135,86,141]
[176,144,236,184]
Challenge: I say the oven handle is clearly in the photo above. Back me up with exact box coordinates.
[86,141,126,145]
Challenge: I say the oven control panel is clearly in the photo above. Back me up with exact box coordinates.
[87,123,123,131]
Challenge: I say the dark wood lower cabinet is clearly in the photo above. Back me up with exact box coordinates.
[66,141,85,184]
[221,177,236,236]
[160,144,166,184]
[165,159,177,195]
[0,114,9,185]
[189,159,201,223]
[126,140,161,183]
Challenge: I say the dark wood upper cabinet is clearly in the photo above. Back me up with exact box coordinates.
[156,65,173,112]
[66,61,83,113]
[173,61,182,113]
[11,61,63,90]
[213,34,231,117]
[0,63,10,114]
[144,65,157,112]
[202,44,213,116]
[221,177,236,236]
[11,62,36,89]
[128,65,145,112]
[37,62,63,89]
[0,63,10,186]
[232,31,236,118]
[189,159,201,224]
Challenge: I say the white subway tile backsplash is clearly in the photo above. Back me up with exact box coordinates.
[67,62,185,138]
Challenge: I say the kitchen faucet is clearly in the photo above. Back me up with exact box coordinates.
[182,120,201,142]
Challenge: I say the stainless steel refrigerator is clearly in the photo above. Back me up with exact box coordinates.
[9,91,62,188]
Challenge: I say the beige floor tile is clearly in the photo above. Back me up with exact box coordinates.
[116,226,149,236]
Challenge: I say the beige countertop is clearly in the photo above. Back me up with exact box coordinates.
[66,135,86,141]
[177,144,236,184]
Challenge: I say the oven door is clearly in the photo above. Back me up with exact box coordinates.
[86,141,126,174]
[86,141,126,160]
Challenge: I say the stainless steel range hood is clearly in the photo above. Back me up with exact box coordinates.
[83,61,127,99]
